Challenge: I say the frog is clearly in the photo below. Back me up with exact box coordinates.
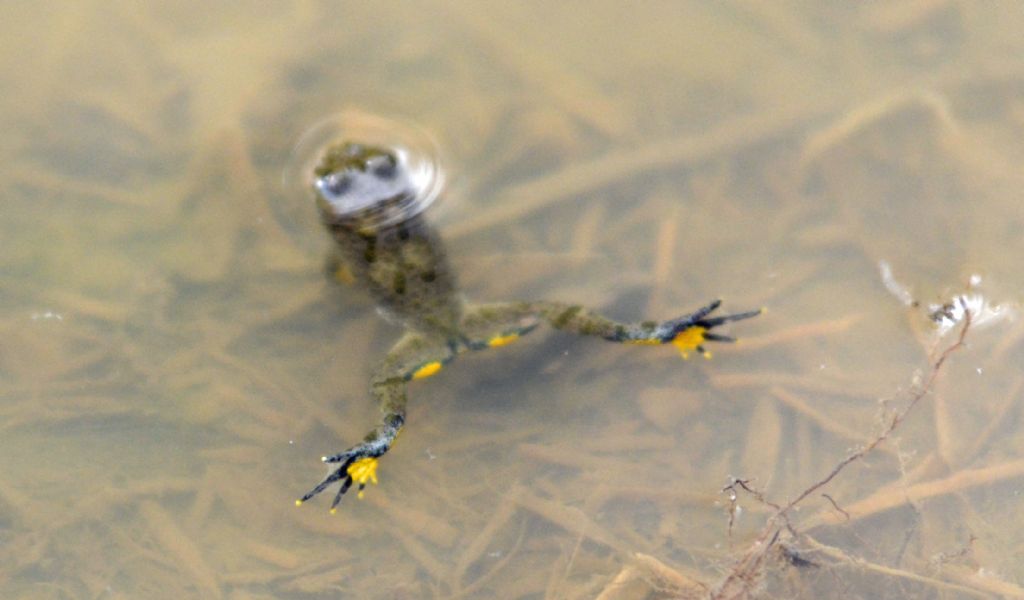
[294,139,761,512]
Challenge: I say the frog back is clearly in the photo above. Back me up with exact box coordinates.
[330,216,462,337]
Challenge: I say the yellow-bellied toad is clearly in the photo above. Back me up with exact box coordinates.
[295,136,760,511]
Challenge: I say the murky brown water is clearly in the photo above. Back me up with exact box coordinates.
[3,2,1024,598]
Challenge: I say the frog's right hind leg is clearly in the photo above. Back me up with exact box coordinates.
[297,332,454,511]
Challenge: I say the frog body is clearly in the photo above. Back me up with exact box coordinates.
[327,212,462,338]
[296,140,760,511]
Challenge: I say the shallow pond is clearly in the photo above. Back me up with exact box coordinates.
[3,2,1024,598]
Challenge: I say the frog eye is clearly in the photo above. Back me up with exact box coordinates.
[319,172,352,197]
[367,155,398,180]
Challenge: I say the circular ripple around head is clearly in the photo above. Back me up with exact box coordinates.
[282,110,445,232]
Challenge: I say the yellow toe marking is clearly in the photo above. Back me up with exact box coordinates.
[412,361,443,379]
[347,457,379,500]
[295,499,303,507]
[626,338,662,345]
[672,326,707,360]
[487,333,520,347]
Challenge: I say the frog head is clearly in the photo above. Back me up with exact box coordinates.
[312,142,416,228]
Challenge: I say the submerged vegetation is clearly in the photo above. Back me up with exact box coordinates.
[2,2,1024,598]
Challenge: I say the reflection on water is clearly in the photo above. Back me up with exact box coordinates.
[2,2,1024,598]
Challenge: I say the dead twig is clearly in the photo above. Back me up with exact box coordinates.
[782,301,971,517]
[711,302,973,599]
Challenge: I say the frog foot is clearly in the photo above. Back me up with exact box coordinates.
[660,299,762,359]
[296,446,386,512]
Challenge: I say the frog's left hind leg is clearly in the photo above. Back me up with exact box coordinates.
[297,332,454,511]
[462,299,760,358]
[458,304,543,350]
[532,298,761,357]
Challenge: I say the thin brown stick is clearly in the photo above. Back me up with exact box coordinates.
[990,318,1024,361]
[769,386,883,448]
[386,522,448,582]
[594,553,709,600]
[940,563,1024,598]
[569,202,607,257]
[441,5,627,137]
[645,202,680,317]
[784,305,971,515]
[712,303,973,599]
[961,375,1023,466]
[452,494,518,587]
[799,89,959,168]
[512,485,630,554]
[737,313,862,351]
[820,494,849,521]
[932,386,956,466]
[445,104,839,240]
[800,535,992,599]
[593,564,644,600]
[710,371,865,397]
[139,500,223,600]
[368,493,460,548]
[814,457,1024,527]
[449,518,527,600]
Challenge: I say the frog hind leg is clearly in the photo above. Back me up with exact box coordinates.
[520,298,761,358]
[297,332,454,511]
[458,303,544,350]
[652,300,762,358]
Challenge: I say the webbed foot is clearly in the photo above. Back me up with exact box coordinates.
[296,445,385,512]
[657,299,762,359]
[297,415,401,511]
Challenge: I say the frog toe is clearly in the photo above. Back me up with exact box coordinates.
[346,457,380,499]
[665,303,762,358]
[296,456,355,508]
[297,451,384,511]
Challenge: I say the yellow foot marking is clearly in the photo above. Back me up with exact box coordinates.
[487,333,520,347]
[411,361,443,379]
[348,457,380,499]
[672,326,710,360]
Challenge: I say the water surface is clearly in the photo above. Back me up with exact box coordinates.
[3,2,1024,598]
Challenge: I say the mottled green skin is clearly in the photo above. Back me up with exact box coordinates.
[299,142,760,509]
[326,215,462,338]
